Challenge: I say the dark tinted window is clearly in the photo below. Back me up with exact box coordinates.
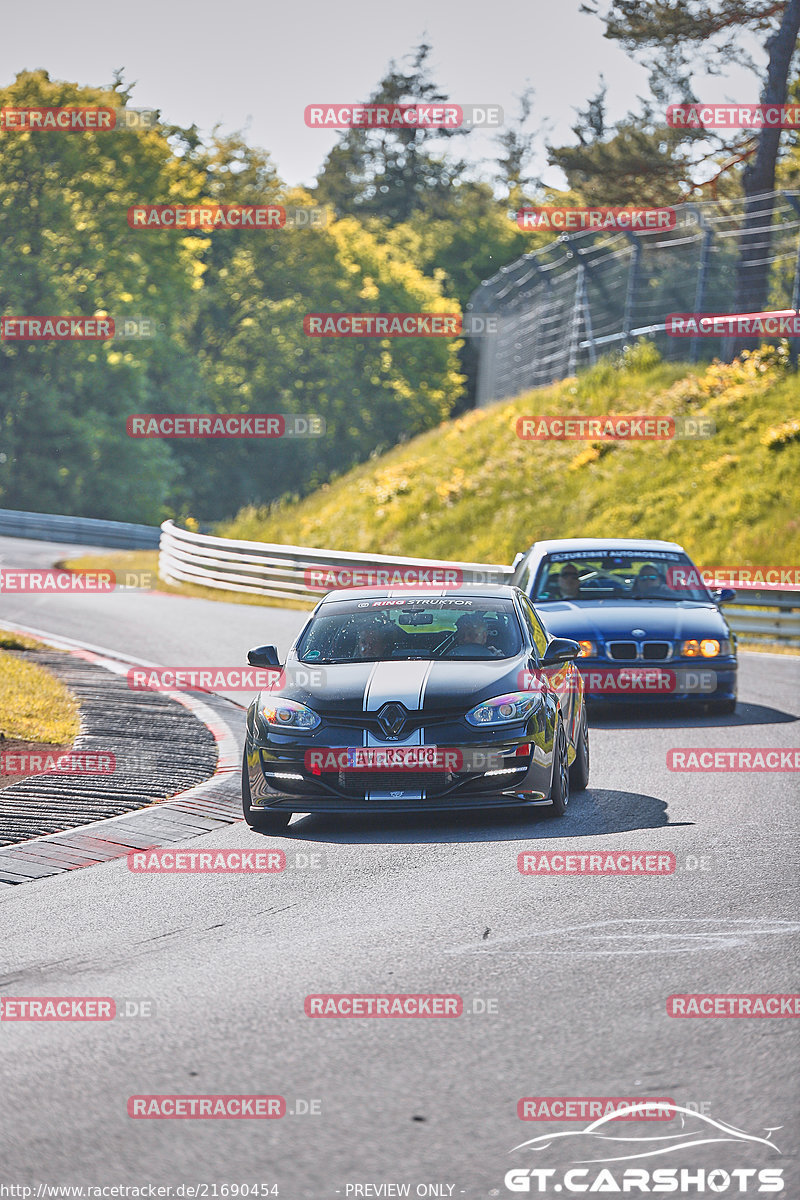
[297,597,523,662]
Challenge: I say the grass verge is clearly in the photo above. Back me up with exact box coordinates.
[0,635,80,744]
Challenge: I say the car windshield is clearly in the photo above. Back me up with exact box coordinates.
[296,597,523,662]
[533,553,712,603]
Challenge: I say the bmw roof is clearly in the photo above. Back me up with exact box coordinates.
[521,538,686,555]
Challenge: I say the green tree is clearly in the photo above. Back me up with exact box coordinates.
[0,69,207,521]
[314,42,472,224]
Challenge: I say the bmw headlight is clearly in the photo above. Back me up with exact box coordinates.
[465,692,543,727]
[577,640,596,658]
[259,697,321,731]
[681,639,730,658]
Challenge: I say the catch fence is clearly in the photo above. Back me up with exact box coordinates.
[468,191,800,404]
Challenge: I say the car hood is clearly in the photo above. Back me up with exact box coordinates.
[264,655,531,714]
[536,599,731,643]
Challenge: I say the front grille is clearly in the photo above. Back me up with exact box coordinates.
[336,770,457,797]
[607,640,672,661]
[642,641,672,661]
[607,641,637,661]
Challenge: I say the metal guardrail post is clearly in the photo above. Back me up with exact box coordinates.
[622,232,641,348]
[688,206,713,365]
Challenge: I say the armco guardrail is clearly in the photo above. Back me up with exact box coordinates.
[0,508,161,550]
[721,589,800,648]
[159,521,800,644]
[159,521,513,603]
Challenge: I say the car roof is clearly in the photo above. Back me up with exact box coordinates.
[318,584,521,604]
[523,538,686,555]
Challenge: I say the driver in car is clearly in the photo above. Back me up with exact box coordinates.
[354,622,395,659]
[450,614,503,657]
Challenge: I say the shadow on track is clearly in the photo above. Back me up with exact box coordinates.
[264,788,686,845]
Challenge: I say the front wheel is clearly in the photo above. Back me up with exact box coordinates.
[569,706,590,792]
[242,749,291,833]
[546,723,570,817]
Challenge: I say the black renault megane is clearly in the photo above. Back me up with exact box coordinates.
[242,586,588,831]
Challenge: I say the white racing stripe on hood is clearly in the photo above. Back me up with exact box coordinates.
[362,659,434,797]
[364,659,434,712]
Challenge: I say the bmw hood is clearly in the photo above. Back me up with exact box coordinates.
[536,599,731,643]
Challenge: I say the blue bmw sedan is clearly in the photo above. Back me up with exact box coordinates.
[512,538,737,712]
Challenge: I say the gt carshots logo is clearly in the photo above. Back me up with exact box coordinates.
[503,1167,784,1192]
[505,1104,783,1193]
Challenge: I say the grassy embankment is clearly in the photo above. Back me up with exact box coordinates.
[63,346,800,637]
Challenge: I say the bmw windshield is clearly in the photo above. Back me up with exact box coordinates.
[533,552,712,603]
[296,597,524,662]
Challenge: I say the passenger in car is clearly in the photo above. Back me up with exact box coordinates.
[450,614,504,657]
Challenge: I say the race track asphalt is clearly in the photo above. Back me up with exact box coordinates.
[1,535,798,1196]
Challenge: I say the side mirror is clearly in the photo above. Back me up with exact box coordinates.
[542,637,580,665]
[511,551,525,571]
[247,644,281,667]
[714,587,736,604]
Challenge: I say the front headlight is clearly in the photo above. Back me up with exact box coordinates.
[259,697,321,731]
[681,639,729,658]
[577,640,596,658]
[465,692,543,727]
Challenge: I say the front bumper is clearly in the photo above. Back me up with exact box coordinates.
[578,659,737,703]
[244,737,556,813]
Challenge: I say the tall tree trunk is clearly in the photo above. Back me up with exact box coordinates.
[729,0,800,357]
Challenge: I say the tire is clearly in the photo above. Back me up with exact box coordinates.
[569,705,590,792]
[706,697,737,715]
[546,723,570,817]
[242,749,291,833]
